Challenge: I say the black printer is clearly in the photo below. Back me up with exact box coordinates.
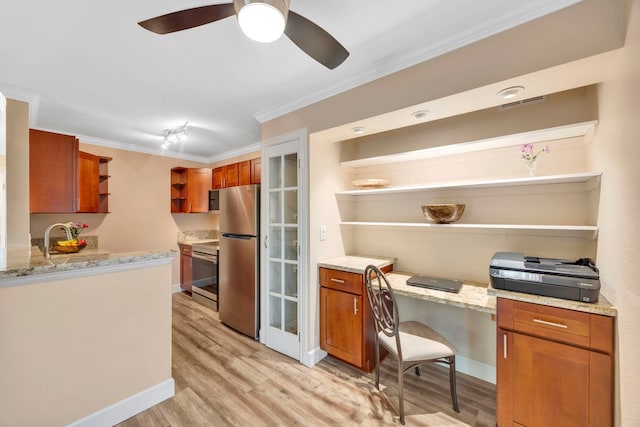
[489,252,600,303]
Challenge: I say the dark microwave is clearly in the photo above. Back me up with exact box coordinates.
[209,190,220,212]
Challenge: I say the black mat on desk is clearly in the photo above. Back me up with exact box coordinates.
[406,275,463,293]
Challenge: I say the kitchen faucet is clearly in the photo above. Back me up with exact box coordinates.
[44,223,72,260]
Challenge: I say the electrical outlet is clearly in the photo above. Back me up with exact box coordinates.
[320,225,327,241]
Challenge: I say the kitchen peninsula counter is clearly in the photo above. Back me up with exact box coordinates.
[0,246,175,426]
[0,247,177,285]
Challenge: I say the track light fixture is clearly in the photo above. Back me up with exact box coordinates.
[162,122,189,149]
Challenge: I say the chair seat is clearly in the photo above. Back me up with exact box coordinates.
[378,321,455,362]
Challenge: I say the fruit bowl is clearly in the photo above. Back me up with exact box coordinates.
[53,241,87,254]
[421,204,466,224]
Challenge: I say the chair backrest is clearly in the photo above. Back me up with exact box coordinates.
[364,265,399,339]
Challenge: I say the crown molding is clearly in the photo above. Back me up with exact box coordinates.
[205,142,261,163]
[254,0,580,123]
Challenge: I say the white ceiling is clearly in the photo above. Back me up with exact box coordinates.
[0,0,580,162]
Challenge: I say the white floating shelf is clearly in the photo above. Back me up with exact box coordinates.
[340,221,598,238]
[340,120,598,169]
[336,172,602,196]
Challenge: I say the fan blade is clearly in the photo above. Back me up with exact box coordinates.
[138,3,236,35]
[285,11,349,69]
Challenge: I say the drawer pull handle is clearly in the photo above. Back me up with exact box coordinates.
[533,318,568,329]
[331,278,345,284]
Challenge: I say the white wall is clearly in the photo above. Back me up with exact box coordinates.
[588,1,640,425]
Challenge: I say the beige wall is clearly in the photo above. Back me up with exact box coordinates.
[0,262,173,426]
[29,144,217,286]
[588,0,640,425]
[6,99,30,248]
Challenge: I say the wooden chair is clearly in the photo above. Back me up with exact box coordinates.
[364,265,459,424]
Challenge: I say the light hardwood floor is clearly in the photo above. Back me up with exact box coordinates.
[118,293,496,426]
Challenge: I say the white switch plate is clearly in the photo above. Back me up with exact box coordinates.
[320,225,327,241]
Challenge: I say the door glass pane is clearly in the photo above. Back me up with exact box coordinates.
[269,295,282,328]
[284,153,297,188]
[269,156,282,189]
[269,225,282,259]
[269,261,282,294]
[284,189,297,224]
[284,264,297,298]
[284,227,297,261]
[285,300,297,334]
[269,191,282,224]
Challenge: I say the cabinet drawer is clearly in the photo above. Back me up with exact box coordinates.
[180,244,192,256]
[498,298,613,352]
[319,268,363,295]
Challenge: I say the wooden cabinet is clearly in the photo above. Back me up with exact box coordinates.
[239,160,251,185]
[30,129,111,213]
[212,163,239,189]
[171,167,212,213]
[250,157,261,184]
[212,157,261,188]
[497,298,613,427]
[29,129,78,213]
[319,266,392,372]
[179,244,193,292]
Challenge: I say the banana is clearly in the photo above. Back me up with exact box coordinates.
[56,239,78,246]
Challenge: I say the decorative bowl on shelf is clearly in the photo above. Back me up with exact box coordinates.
[421,204,466,224]
[351,178,390,189]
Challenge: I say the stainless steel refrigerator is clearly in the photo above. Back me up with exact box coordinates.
[218,184,260,339]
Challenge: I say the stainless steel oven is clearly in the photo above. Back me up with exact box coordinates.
[191,242,219,311]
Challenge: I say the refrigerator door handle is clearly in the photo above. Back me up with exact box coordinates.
[264,234,268,248]
[222,233,252,240]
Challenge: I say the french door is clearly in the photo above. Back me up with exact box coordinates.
[261,130,307,361]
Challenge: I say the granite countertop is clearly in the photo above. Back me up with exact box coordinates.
[177,230,219,246]
[386,271,496,314]
[0,246,177,283]
[318,255,396,274]
[318,254,616,317]
[487,284,617,317]
[177,238,220,246]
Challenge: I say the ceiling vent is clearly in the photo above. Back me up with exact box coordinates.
[499,95,547,110]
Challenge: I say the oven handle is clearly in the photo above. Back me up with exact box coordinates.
[192,252,218,262]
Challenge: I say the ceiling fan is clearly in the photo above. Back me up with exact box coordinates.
[138,0,349,69]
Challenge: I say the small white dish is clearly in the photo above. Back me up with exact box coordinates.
[352,179,390,188]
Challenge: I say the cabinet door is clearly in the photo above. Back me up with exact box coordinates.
[187,168,212,212]
[77,151,100,213]
[180,246,192,292]
[212,166,225,189]
[320,287,363,368]
[29,129,78,213]
[499,330,611,427]
[225,162,239,187]
[250,157,261,184]
[239,160,251,185]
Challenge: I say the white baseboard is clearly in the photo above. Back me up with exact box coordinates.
[455,355,496,384]
[67,378,175,427]
[302,346,328,368]
[171,283,182,293]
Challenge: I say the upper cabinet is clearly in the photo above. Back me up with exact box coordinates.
[171,167,212,213]
[29,129,111,214]
[29,129,78,213]
[213,157,261,189]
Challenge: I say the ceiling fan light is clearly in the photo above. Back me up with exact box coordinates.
[236,1,288,43]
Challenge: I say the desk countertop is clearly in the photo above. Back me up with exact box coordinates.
[318,255,617,317]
